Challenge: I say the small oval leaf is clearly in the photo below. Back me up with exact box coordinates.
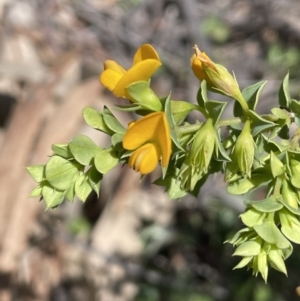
[94,148,119,174]
[69,135,101,165]
[45,156,79,191]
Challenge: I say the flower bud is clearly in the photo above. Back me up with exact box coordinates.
[233,120,255,178]
[190,118,216,172]
[179,118,217,191]
[191,45,243,101]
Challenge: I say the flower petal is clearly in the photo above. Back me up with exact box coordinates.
[191,54,206,81]
[133,44,160,65]
[100,69,123,91]
[129,143,159,174]
[114,59,161,97]
[155,112,172,167]
[123,112,171,167]
[104,60,126,74]
[123,112,164,150]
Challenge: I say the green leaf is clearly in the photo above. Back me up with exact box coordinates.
[126,81,163,111]
[45,156,79,191]
[154,168,187,199]
[42,184,65,209]
[164,93,184,151]
[279,209,300,244]
[288,149,300,162]
[227,172,272,195]
[246,197,283,213]
[281,242,293,260]
[30,185,43,197]
[205,100,227,124]
[51,144,73,159]
[248,110,275,137]
[215,130,231,162]
[196,80,208,108]
[87,165,102,197]
[233,241,261,256]
[270,151,285,177]
[82,107,113,134]
[253,221,290,249]
[278,197,300,216]
[26,165,45,182]
[94,147,119,174]
[240,208,266,227]
[111,133,124,150]
[243,80,268,111]
[65,182,75,202]
[289,99,300,115]
[294,116,300,127]
[273,107,289,119]
[277,124,290,140]
[189,173,209,197]
[75,175,93,202]
[171,100,198,124]
[225,228,251,245]
[225,161,239,182]
[103,107,126,135]
[114,103,142,112]
[268,247,287,275]
[233,256,253,269]
[290,159,300,189]
[278,73,291,107]
[234,80,267,116]
[69,135,101,165]
[260,134,282,153]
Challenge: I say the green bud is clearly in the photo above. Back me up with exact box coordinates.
[191,46,244,101]
[189,118,217,173]
[179,118,217,191]
[233,120,255,178]
[205,64,242,100]
[290,159,300,189]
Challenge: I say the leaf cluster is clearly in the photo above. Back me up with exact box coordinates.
[27,71,300,281]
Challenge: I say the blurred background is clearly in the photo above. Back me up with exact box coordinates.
[1,0,300,300]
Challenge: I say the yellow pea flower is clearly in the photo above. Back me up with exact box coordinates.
[123,112,172,174]
[100,44,162,98]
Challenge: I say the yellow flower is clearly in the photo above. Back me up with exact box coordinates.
[123,112,172,174]
[100,44,162,98]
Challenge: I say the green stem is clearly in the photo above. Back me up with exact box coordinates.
[216,117,243,129]
[175,117,242,135]
[273,177,283,199]
[267,212,275,222]
[175,123,202,135]
[235,92,249,117]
